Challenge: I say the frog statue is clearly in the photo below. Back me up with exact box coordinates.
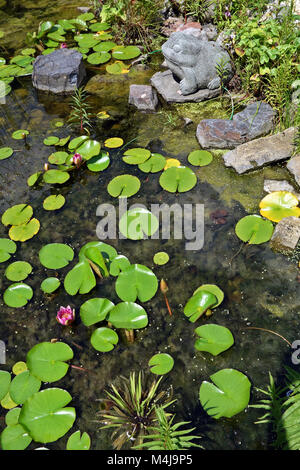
[161,32,233,95]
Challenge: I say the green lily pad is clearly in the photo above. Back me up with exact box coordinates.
[0,424,32,450]
[199,369,251,419]
[19,388,76,443]
[68,135,89,151]
[9,371,41,405]
[64,260,96,295]
[159,166,197,193]
[11,129,29,140]
[12,362,27,375]
[119,208,159,240]
[5,261,32,281]
[89,22,110,32]
[21,48,36,56]
[75,139,101,160]
[184,290,218,322]
[26,342,73,383]
[2,204,33,226]
[56,136,70,147]
[235,215,274,244]
[43,136,60,146]
[123,148,151,165]
[259,191,300,223]
[115,264,158,302]
[112,45,141,60]
[27,172,43,187]
[193,284,224,308]
[79,241,117,271]
[106,62,127,75]
[108,302,148,329]
[149,353,174,375]
[43,194,66,211]
[66,431,91,450]
[80,298,115,326]
[0,371,11,401]
[0,147,13,160]
[0,82,11,98]
[87,152,110,172]
[78,12,95,21]
[87,51,111,64]
[39,243,74,269]
[41,277,61,294]
[5,407,21,426]
[43,169,70,184]
[188,150,213,167]
[48,151,68,165]
[195,324,234,356]
[93,41,117,52]
[3,283,33,308]
[107,174,141,198]
[153,252,169,265]
[109,255,130,276]
[138,153,166,173]
[90,327,119,352]
[9,218,40,242]
[0,239,17,263]
[104,137,124,148]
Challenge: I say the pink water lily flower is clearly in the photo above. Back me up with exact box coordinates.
[56,306,75,325]
[60,43,68,49]
[72,153,82,168]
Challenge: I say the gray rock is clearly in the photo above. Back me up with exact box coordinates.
[150,70,220,103]
[264,179,300,199]
[129,84,158,112]
[196,101,276,149]
[287,154,300,187]
[222,127,295,174]
[161,31,232,95]
[270,216,300,254]
[32,49,86,94]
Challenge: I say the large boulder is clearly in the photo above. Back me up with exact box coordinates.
[32,49,86,94]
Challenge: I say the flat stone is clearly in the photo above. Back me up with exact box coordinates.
[264,179,300,199]
[270,216,300,254]
[222,127,295,174]
[150,70,220,103]
[32,49,86,94]
[287,154,300,187]
[196,101,276,149]
[128,84,158,112]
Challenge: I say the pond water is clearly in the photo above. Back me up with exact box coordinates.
[0,1,299,450]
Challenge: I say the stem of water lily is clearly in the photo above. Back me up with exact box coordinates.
[70,364,90,372]
[245,327,292,347]
[125,329,135,343]
[164,293,173,316]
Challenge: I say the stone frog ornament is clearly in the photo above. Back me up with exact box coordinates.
[161,32,233,95]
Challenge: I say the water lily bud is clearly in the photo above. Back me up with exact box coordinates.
[160,279,169,294]
[56,306,75,326]
[44,163,49,171]
[60,43,68,49]
[72,153,82,168]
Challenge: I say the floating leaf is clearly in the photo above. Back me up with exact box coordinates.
[119,208,159,240]
[115,264,158,302]
[19,388,76,443]
[2,204,33,226]
[107,174,141,198]
[78,12,95,21]
[104,137,124,148]
[3,283,33,308]
[43,136,60,146]
[75,139,101,160]
[11,130,29,140]
[106,62,127,74]
[0,239,16,263]
[93,41,117,52]
[9,218,40,242]
[188,150,213,167]
[41,277,61,294]
[149,353,174,375]
[26,342,73,383]
[108,302,148,329]
[68,135,89,151]
[184,290,218,322]
[79,241,117,269]
[0,424,32,450]
[5,407,21,426]
[123,148,151,165]
[159,166,197,193]
[153,252,169,266]
[87,151,110,172]
[27,172,42,187]
[199,369,251,419]
[21,48,36,56]
[235,215,274,244]
[259,191,300,223]
[39,243,74,269]
[43,169,70,184]
[0,82,11,98]
[87,51,111,64]
[48,151,68,165]
[0,147,13,161]
[90,327,119,352]
[89,22,110,32]
[112,45,141,60]
[1,392,17,410]
[0,371,11,401]
[66,431,91,450]
[193,284,224,307]
[195,324,234,356]
[164,158,181,170]
[43,194,65,211]
[9,371,41,405]
[64,260,96,295]
[12,362,27,376]
[109,255,130,276]
[139,153,166,173]
[5,261,32,282]
[80,298,115,326]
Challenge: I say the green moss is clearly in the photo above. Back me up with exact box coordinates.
[174,97,230,121]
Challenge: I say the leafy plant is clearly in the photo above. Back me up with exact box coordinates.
[235,214,274,244]
[68,87,93,134]
[259,191,300,223]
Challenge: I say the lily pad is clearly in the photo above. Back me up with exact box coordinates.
[89,22,110,32]
[39,243,74,269]
[2,204,33,226]
[1,392,17,410]
[115,264,158,302]
[26,342,73,383]
[12,362,27,376]
[87,51,111,64]
[259,191,300,223]
[11,129,29,140]
[27,172,43,187]
[0,239,17,263]
[43,194,66,211]
[41,277,61,294]
[195,324,234,356]
[0,147,13,161]
[149,353,174,375]
[188,150,213,167]
[123,148,151,165]
[184,290,218,322]
[64,260,96,295]
[43,169,70,184]
[107,175,141,198]
[80,298,115,326]
[68,135,89,151]
[0,371,11,401]
[93,41,117,52]
[193,284,224,308]
[75,139,101,160]
[106,61,129,75]
[164,158,181,170]
[108,302,148,329]
[87,152,110,172]
[235,215,274,244]
[109,255,130,276]
[9,371,41,405]
[5,261,32,282]
[43,136,60,146]
[90,327,119,352]
[5,407,21,426]
[79,241,117,269]
[119,208,159,240]
[138,153,166,173]
[9,218,40,242]
[0,424,32,450]
[66,431,91,450]
[48,151,68,165]
[159,166,197,193]
[3,283,33,308]
[112,45,141,60]
[199,369,251,419]
[104,137,124,148]
[153,252,169,265]
[19,388,76,443]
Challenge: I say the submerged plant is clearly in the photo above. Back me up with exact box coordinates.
[68,87,93,134]
[98,371,174,449]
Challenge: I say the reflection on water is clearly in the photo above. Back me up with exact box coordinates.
[0,0,299,451]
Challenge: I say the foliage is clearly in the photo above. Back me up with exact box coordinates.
[185,0,215,23]
[68,87,93,134]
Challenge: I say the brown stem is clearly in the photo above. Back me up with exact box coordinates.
[164,293,173,317]
[245,327,292,347]
[125,329,135,343]
[70,364,90,372]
